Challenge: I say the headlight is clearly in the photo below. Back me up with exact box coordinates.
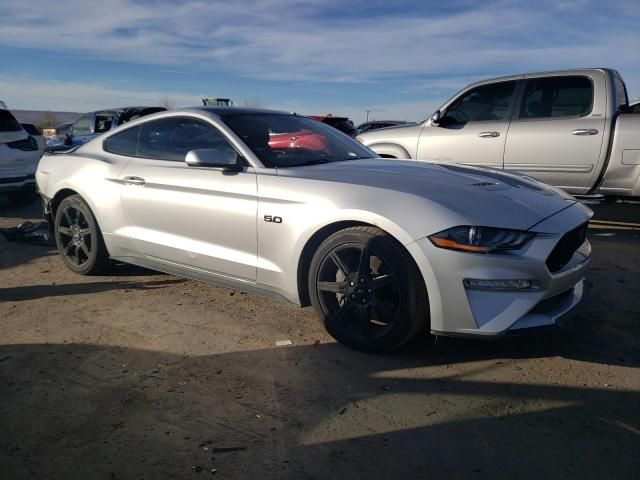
[428,226,534,254]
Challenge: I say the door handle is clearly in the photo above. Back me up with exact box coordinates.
[478,131,500,138]
[571,129,599,136]
[123,176,146,186]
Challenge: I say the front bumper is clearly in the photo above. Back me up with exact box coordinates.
[406,203,592,337]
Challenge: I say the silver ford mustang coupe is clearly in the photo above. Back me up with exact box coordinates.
[36,108,592,352]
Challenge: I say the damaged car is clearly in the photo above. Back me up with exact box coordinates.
[37,107,592,352]
[46,106,165,152]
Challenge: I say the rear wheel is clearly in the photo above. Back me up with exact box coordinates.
[309,226,428,353]
[54,195,110,275]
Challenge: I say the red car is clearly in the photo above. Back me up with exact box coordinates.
[268,128,329,152]
[267,114,356,153]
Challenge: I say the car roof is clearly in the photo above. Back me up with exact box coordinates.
[310,115,349,121]
[361,120,409,125]
[466,67,613,88]
[93,106,166,115]
[186,106,293,116]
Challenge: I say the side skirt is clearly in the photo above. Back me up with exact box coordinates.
[111,254,300,306]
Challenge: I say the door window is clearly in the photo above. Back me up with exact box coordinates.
[94,115,114,134]
[137,117,237,162]
[442,81,517,124]
[519,76,593,119]
[73,113,93,135]
[103,126,140,156]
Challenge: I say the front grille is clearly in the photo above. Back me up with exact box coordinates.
[7,136,38,151]
[546,222,588,273]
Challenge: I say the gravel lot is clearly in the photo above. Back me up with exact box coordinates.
[1,198,639,480]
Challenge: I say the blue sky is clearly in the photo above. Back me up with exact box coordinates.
[0,0,638,124]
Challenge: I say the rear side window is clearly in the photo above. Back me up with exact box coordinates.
[519,76,593,119]
[137,117,235,162]
[0,109,23,132]
[103,126,140,156]
[442,81,517,124]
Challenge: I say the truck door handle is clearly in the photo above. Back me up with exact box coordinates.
[478,131,500,138]
[123,176,146,186]
[571,129,599,136]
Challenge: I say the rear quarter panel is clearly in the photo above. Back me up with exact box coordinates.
[599,114,640,196]
[36,145,131,235]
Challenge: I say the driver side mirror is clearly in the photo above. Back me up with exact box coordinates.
[185,148,243,171]
[430,110,442,125]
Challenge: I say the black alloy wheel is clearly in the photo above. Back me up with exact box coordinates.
[309,226,428,353]
[54,195,110,275]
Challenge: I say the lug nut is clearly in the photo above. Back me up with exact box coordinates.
[361,298,367,304]
[367,289,372,293]
[349,281,355,287]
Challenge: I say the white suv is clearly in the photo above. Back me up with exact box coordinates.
[1,101,43,205]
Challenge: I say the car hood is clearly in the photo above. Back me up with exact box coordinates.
[357,122,421,137]
[278,159,578,230]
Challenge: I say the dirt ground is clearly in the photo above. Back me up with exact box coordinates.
[1,198,639,480]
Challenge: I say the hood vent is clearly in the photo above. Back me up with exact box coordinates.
[471,181,500,187]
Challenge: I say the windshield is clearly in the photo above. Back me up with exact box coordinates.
[0,109,23,132]
[221,113,375,168]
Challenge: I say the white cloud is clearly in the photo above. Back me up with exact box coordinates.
[1,0,638,83]
[1,0,638,114]
[0,74,436,124]
[0,75,199,112]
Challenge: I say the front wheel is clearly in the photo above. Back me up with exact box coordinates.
[54,194,111,275]
[308,226,428,353]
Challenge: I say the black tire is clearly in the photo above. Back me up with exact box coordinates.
[54,194,111,275]
[8,189,38,206]
[309,226,428,353]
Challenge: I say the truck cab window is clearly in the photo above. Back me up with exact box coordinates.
[441,81,516,125]
[519,76,593,119]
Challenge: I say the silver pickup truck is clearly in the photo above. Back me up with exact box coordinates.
[358,68,640,198]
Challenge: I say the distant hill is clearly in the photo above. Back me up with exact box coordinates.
[12,110,82,127]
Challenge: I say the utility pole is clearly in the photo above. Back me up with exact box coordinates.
[366,110,370,122]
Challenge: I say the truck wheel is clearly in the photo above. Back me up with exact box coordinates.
[8,189,38,206]
[308,226,428,353]
[54,195,111,275]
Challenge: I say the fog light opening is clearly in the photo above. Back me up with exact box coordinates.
[463,278,539,290]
